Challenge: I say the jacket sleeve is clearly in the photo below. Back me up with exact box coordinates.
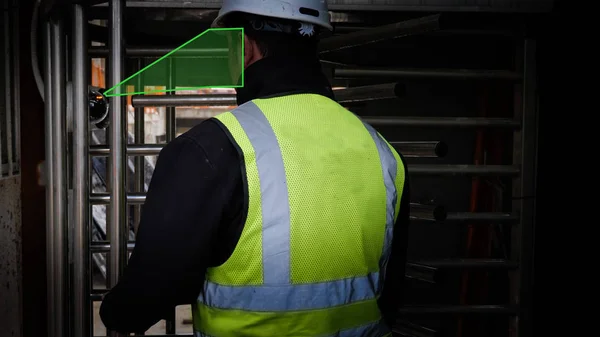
[378,160,411,327]
[99,128,238,333]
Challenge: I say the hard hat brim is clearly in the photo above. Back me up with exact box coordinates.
[211,9,333,31]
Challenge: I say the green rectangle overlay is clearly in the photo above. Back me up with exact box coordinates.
[103,27,244,97]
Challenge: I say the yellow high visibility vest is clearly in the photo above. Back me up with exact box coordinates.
[193,94,406,337]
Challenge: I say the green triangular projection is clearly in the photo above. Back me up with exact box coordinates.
[103,27,244,97]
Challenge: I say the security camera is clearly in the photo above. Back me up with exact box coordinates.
[89,86,109,129]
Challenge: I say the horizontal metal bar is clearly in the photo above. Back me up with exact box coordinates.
[132,82,406,106]
[90,193,455,215]
[91,288,107,294]
[409,259,518,269]
[392,141,447,158]
[426,29,519,37]
[395,305,518,315]
[90,192,146,205]
[319,14,440,53]
[90,179,518,209]
[91,150,519,179]
[88,209,515,252]
[90,144,164,156]
[334,82,405,103]
[410,203,446,221]
[91,141,449,158]
[93,14,438,58]
[409,164,519,176]
[89,46,228,57]
[90,293,103,302]
[335,68,522,80]
[91,0,553,13]
[405,263,436,284]
[409,212,518,225]
[393,322,436,337]
[363,117,520,128]
[176,117,519,130]
[446,212,518,223]
[91,241,135,253]
[93,240,135,246]
[131,94,236,107]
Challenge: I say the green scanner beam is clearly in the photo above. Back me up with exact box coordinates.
[103,27,245,97]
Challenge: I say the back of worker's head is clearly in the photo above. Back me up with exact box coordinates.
[212,0,332,67]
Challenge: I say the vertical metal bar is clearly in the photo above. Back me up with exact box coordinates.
[101,43,112,337]
[131,58,146,337]
[72,4,91,337]
[133,58,144,234]
[11,0,20,169]
[108,6,128,337]
[166,58,176,142]
[510,39,538,337]
[515,39,537,337]
[165,58,176,335]
[108,0,128,302]
[0,8,4,178]
[509,42,523,337]
[51,17,67,337]
[2,8,11,176]
[43,20,56,337]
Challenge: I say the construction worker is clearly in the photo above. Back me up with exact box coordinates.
[100,0,410,336]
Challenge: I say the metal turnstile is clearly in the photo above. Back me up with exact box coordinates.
[42,1,538,336]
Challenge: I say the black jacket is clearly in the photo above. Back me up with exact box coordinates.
[100,55,410,333]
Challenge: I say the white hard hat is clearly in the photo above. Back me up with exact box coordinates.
[212,0,332,31]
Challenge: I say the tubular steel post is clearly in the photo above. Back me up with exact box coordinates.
[88,46,229,57]
[390,141,448,158]
[3,7,13,176]
[134,58,144,233]
[362,116,520,128]
[131,94,236,107]
[319,14,440,53]
[43,20,56,337]
[51,17,68,337]
[11,0,20,169]
[108,3,128,337]
[334,67,522,80]
[334,82,406,103]
[72,4,91,337]
[0,3,5,176]
[165,58,177,335]
[510,39,538,337]
[166,58,176,142]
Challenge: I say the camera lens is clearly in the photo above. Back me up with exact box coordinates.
[89,89,109,127]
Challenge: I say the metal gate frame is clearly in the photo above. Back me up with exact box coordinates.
[42,1,538,336]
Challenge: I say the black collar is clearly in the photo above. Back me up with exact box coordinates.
[235,56,334,105]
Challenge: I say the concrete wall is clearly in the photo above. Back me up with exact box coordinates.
[0,176,22,337]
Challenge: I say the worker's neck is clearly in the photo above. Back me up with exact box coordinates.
[235,54,333,106]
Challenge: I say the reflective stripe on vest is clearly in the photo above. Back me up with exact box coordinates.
[194,320,393,337]
[197,101,399,310]
[361,121,399,283]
